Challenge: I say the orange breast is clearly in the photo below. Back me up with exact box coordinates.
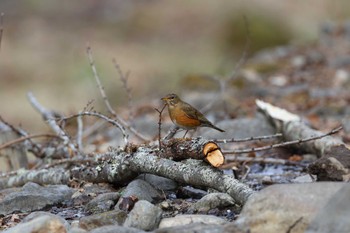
[170,109,200,129]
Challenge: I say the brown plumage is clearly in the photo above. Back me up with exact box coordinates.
[161,93,225,133]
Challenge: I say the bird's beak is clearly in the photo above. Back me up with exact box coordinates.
[161,97,168,101]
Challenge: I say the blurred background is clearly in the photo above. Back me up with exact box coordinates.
[0,0,350,133]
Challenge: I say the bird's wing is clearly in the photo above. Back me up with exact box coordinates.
[182,103,208,122]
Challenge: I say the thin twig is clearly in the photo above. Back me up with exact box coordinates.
[224,156,306,167]
[0,13,4,51]
[0,133,60,152]
[0,115,44,158]
[86,45,149,142]
[43,158,97,169]
[112,58,133,122]
[155,104,166,150]
[286,217,303,233]
[228,15,251,81]
[223,126,343,155]
[200,15,251,115]
[163,126,180,140]
[76,113,83,151]
[27,92,78,156]
[60,111,129,145]
[215,133,282,143]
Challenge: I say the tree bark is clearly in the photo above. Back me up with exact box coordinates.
[0,148,254,205]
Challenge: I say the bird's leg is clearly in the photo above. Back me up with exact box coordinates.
[183,130,189,138]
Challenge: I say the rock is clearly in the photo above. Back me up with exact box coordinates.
[68,227,87,233]
[308,145,350,181]
[89,225,145,233]
[154,223,225,233]
[138,174,178,191]
[0,182,74,216]
[79,210,127,231]
[159,214,226,228]
[234,182,346,233]
[116,179,161,207]
[177,186,207,199]
[190,193,235,212]
[85,192,120,214]
[305,184,350,233]
[292,175,314,183]
[23,211,70,230]
[124,200,162,231]
[3,215,66,233]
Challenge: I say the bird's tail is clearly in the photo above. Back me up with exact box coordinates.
[210,124,225,132]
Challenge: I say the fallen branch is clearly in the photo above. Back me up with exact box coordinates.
[160,138,225,167]
[0,148,254,205]
[256,99,345,157]
[222,126,342,155]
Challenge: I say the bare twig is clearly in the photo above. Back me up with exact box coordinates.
[155,104,166,150]
[223,126,343,155]
[27,92,77,156]
[224,156,306,167]
[60,111,129,145]
[228,15,251,81]
[163,126,180,140]
[286,217,303,233]
[112,58,133,122]
[215,133,282,143]
[0,115,44,158]
[0,133,60,152]
[76,113,83,151]
[200,15,251,115]
[43,158,96,169]
[86,45,149,142]
[0,13,4,51]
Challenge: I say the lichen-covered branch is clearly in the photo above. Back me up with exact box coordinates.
[0,148,253,205]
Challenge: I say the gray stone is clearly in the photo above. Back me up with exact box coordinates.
[79,209,127,231]
[139,174,177,191]
[85,192,120,214]
[117,179,161,206]
[68,227,87,233]
[159,214,226,228]
[89,225,145,233]
[0,182,74,215]
[124,200,162,231]
[4,215,66,233]
[23,211,70,230]
[306,184,350,233]
[235,182,346,233]
[154,223,225,233]
[191,193,235,212]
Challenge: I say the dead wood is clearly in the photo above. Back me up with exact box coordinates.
[282,121,344,157]
[0,148,254,205]
[160,138,225,167]
[257,100,345,157]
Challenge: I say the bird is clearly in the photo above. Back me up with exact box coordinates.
[161,93,224,137]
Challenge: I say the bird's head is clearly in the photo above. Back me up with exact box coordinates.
[161,93,180,106]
